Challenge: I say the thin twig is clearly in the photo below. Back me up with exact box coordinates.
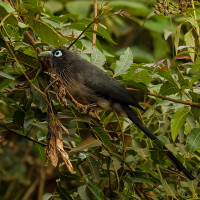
[0,87,28,93]
[0,124,46,147]
[127,88,200,107]
[92,0,98,47]
[0,124,72,150]
[67,19,96,50]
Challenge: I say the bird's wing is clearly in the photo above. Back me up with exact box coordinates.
[74,59,143,110]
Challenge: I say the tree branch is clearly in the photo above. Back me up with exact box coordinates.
[0,87,28,93]
[127,88,200,107]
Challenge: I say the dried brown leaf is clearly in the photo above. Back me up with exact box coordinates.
[46,119,75,173]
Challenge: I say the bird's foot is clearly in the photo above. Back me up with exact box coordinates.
[78,103,97,114]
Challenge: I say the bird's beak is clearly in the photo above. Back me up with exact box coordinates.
[38,51,53,58]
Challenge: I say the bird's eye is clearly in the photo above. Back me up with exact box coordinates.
[53,50,63,57]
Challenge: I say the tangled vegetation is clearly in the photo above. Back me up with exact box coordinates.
[0,0,200,199]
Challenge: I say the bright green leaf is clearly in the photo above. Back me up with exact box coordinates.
[159,81,179,96]
[90,48,106,70]
[27,17,66,47]
[114,47,133,77]
[35,143,46,165]
[0,2,18,25]
[0,71,15,80]
[187,128,200,154]
[184,29,195,62]
[131,69,153,85]
[171,107,190,141]
[174,23,183,54]
[188,179,198,194]
[161,179,177,199]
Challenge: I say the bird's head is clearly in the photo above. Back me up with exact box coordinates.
[39,48,66,60]
[38,48,74,70]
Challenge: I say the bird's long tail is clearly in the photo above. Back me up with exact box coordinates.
[121,104,196,181]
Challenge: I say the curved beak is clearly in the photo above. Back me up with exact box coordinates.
[38,51,53,58]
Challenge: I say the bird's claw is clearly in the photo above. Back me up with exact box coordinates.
[78,103,97,114]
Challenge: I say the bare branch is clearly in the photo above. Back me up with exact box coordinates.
[127,88,200,107]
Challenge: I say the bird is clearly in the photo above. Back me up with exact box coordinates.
[39,48,197,182]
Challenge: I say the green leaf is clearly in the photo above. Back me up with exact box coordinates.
[60,171,81,181]
[17,2,41,16]
[56,186,73,200]
[174,23,183,54]
[14,50,41,69]
[0,2,18,25]
[130,69,153,85]
[91,127,114,153]
[123,79,149,91]
[159,81,179,96]
[23,0,38,5]
[90,48,106,70]
[176,68,189,87]
[159,70,176,83]
[112,157,122,171]
[0,79,13,90]
[188,179,198,194]
[95,23,117,45]
[35,143,46,165]
[70,137,101,152]
[87,156,100,181]
[189,92,200,121]
[30,85,47,109]
[185,17,199,32]
[171,107,190,141]
[13,110,25,128]
[187,128,200,154]
[0,94,25,113]
[114,47,133,77]
[65,13,79,21]
[84,176,105,200]
[131,177,154,187]
[0,71,15,80]
[184,29,195,62]
[27,17,66,47]
[78,185,90,200]
[161,179,177,199]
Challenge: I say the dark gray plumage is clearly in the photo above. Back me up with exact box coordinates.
[39,48,196,181]
[49,49,143,114]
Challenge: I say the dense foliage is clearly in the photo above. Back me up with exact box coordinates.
[0,0,200,199]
